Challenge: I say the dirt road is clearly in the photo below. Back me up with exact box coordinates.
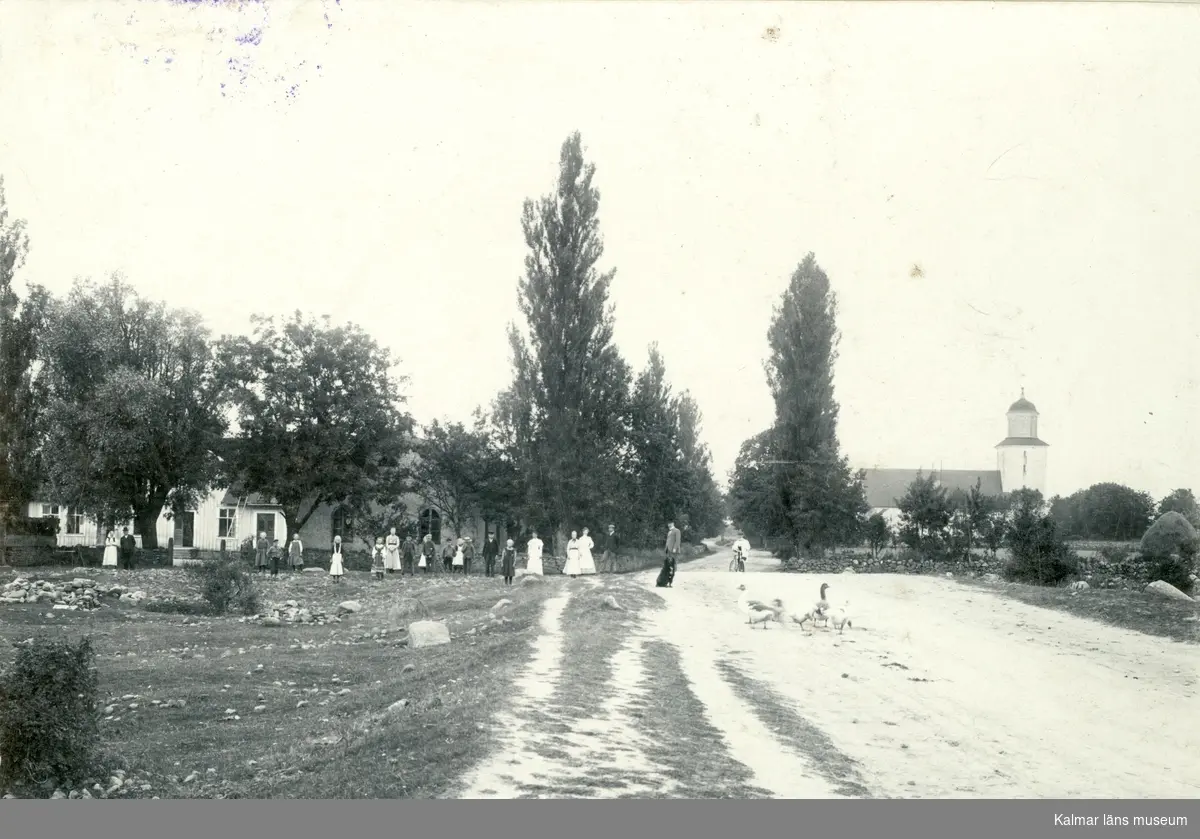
[458,544,1200,798]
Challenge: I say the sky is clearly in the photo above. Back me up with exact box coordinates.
[2,0,1199,501]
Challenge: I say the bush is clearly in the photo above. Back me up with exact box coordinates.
[0,636,101,796]
[4,516,60,538]
[1140,511,1199,561]
[1150,555,1195,594]
[1004,516,1078,586]
[190,558,261,615]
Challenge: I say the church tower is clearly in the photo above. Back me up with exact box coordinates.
[995,389,1048,496]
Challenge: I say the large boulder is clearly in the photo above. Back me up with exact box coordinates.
[407,620,451,649]
[337,600,362,614]
[1144,580,1194,602]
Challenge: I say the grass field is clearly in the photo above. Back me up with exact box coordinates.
[0,565,560,798]
[960,577,1199,644]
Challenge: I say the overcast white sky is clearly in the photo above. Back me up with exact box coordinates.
[2,0,1198,500]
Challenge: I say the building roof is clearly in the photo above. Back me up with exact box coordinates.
[994,436,1048,448]
[1007,396,1038,414]
[860,468,1003,510]
[218,489,282,507]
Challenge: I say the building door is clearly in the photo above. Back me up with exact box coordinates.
[175,511,195,549]
[256,513,276,543]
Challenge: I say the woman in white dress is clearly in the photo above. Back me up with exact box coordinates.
[525,530,544,576]
[563,530,582,578]
[452,538,465,573]
[328,535,345,583]
[102,531,119,568]
[578,527,597,575]
[384,527,401,573]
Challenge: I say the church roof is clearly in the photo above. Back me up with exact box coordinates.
[1007,397,1038,414]
[860,468,1003,510]
[994,436,1048,448]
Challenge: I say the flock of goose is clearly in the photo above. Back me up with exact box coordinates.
[736,580,852,633]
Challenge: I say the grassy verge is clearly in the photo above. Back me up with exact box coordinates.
[552,577,770,798]
[628,641,773,799]
[959,578,1199,644]
[715,660,873,798]
[0,566,558,798]
[545,577,664,734]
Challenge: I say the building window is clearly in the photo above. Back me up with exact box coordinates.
[218,508,237,540]
[256,512,276,543]
[419,508,442,543]
[41,504,60,517]
[331,507,354,541]
[66,507,84,535]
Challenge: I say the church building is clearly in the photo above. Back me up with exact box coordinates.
[860,391,1049,526]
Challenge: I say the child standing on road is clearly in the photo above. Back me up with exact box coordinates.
[268,539,283,577]
[329,535,345,584]
[501,539,517,585]
[371,537,386,580]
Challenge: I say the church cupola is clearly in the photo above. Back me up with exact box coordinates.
[1005,388,1040,439]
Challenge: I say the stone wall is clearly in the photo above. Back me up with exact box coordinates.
[2,546,175,568]
[781,543,1184,590]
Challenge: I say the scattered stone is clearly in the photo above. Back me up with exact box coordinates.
[520,574,544,585]
[402,663,415,673]
[1145,580,1194,602]
[296,700,309,709]
[842,567,856,574]
[50,789,67,799]
[1068,580,1089,591]
[338,600,362,615]
[387,698,409,713]
[408,620,451,648]
[261,616,282,628]
[601,595,623,611]
[253,705,267,713]
[491,598,513,613]
[337,688,351,696]
[184,772,198,784]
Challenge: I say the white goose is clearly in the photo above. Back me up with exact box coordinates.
[737,584,781,629]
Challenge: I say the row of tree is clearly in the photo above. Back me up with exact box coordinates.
[0,135,724,555]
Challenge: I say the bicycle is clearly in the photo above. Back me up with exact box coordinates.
[729,551,745,572]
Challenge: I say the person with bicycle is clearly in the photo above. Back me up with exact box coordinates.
[731,536,751,572]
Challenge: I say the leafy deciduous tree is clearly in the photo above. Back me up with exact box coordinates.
[218,312,414,539]
[40,277,226,547]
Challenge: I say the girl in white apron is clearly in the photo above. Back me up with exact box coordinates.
[453,538,465,573]
[329,535,345,583]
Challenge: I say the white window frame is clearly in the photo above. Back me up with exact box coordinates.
[218,507,238,540]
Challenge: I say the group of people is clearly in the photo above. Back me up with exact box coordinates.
[366,528,530,585]
[253,533,310,577]
[101,528,138,569]
[233,520,666,586]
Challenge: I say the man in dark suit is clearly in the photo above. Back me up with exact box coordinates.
[664,521,681,586]
[119,527,137,570]
[600,524,620,572]
[482,533,499,577]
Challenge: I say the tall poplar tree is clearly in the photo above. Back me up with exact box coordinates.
[495,132,631,550]
[763,253,866,555]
